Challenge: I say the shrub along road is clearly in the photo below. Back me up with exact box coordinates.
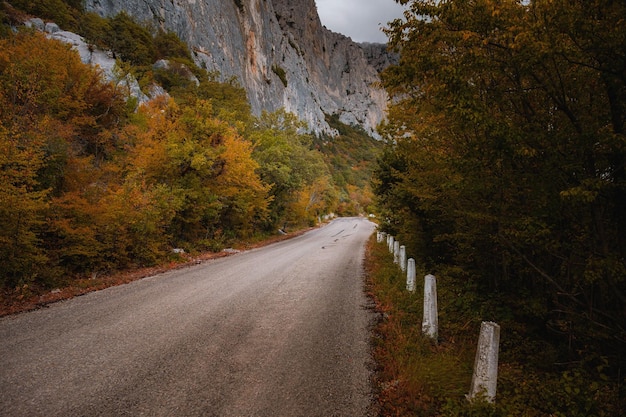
[0,218,377,416]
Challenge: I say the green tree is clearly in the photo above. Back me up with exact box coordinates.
[154,30,193,62]
[78,12,112,50]
[316,114,383,215]
[106,11,155,67]
[250,110,330,229]
[194,78,253,133]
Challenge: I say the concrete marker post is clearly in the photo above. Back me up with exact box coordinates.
[468,321,500,403]
[388,236,394,253]
[406,258,416,292]
[422,274,438,341]
[399,245,406,272]
[393,241,400,264]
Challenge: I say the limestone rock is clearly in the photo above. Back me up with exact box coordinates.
[84,0,392,138]
[47,30,150,105]
[24,17,44,31]
[360,42,399,73]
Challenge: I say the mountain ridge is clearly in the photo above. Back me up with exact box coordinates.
[84,0,389,138]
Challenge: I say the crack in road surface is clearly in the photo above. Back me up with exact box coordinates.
[0,217,377,417]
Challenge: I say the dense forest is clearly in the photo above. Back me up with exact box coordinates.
[373,0,625,414]
[0,0,381,293]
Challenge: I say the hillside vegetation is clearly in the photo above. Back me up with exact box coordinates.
[373,0,625,414]
[0,1,379,295]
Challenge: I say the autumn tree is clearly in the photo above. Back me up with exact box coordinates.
[0,124,49,287]
[378,0,626,365]
[0,31,128,285]
[122,97,269,249]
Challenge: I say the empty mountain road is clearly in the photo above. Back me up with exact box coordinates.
[0,217,377,417]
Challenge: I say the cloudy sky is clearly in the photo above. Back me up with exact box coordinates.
[315,0,406,43]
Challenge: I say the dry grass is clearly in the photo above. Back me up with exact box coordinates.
[364,235,477,416]
[365,234,626,416]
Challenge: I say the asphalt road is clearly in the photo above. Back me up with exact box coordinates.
[0,217,377,417]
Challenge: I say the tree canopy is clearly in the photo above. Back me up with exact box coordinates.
[375,0,625,411]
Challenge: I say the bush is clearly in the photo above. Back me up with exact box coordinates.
[106,12,155,66]
[6,0,80,30]
[154,30,192,61]
[77,12,111,49]
[271,65,288,87]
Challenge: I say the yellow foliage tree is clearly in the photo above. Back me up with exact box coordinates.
[122,97,270,248]
[0,125,49,287]
[0,31,127,283]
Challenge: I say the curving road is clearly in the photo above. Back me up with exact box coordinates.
[0,217,377,417]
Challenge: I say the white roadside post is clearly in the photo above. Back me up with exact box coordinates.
[422,274,438,341]
[393,241,400,264]
[399,245,407,272]
[388,236,395,253]
[468,321,500,403]
[406,258,416,292]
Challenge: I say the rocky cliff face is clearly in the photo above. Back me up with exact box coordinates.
[84,0,389,137]
[360,43,400,74]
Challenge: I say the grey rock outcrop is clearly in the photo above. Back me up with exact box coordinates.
[360,42,399,73]
[46,30,149,104]
[84,0,390,138]
[35,24,168,106]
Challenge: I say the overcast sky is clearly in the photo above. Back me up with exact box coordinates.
[315,0,406,43]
